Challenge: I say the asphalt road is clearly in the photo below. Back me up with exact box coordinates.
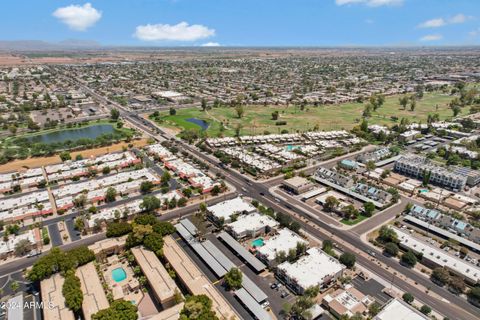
[70,79,480,320]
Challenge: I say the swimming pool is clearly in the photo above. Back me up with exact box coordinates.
[419,189,429,193]
[286,145,300,151]
[112,267,127,282]
[252,238,265,247]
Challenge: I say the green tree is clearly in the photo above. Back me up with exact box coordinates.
[224,268,243,290]
[323,196,340,212]
[10,281,19,292]
[448,276,466,294]
[140,181,154,193]
[431,267,450,286]
[106,222,132,238]
[110,108,120,120]
[59,151,71,162]
[180,295,218,320]
[378,225,398,243]
[363,202,375,217]
[63,270,83,312]
[144,232,164,255]
[201,98,208,111]
[14,239,32,256]
[384,242,399,257]
[92,299,138,320]
[235,105,244,118]
[467,287,480,304]
[369,302,381,317]
[339,252,356,269]
[105,187,117,203]
[420,305,432,315]
[140,195,161,212]
[401,250,417,267]
[169,107,176,116]
[399,95,409,110]
[402,292,414,304]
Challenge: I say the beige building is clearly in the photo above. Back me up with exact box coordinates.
[40,274,75,320]
[322,285,372,318]
[89,235,127,262]
[163,235,238,320]
[76,262,110,320]
[131,247,179,308]
[149,302,184,320]
[282,176,314,194]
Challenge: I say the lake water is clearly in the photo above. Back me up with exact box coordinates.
[186,118,209,130]
[28,124,115,144]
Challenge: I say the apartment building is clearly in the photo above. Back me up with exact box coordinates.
[394,154,468,190]
[316,167,354,188]
[276,247,345,295]
[256,229,308,267]
[225,212,279,240]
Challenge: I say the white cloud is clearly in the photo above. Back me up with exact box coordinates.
[52,3,101,31]
[418,18,446,28]
[335,0,403,7]
[449,14,469,24]
[134,22,215,41]
[469,28,480,37]
[420,34,443,42]
[201,42,221,47]
[418,13,471,28]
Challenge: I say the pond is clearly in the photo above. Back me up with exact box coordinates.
[186,118,209,131]
[27,124,115,144]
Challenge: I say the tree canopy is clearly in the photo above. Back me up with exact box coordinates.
[180,295,219,320]
[92,299,138,320]
[224,268,243,290]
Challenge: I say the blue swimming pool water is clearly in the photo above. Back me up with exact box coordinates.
[252,238,265,247]
[112,267,127,282]
[286,145,300,151]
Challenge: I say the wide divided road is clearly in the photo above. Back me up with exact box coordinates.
[66,79,479,320]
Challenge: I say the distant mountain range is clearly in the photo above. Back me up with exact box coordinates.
[0,40,102,51]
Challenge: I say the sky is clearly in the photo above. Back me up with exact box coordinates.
[1,0,480,47]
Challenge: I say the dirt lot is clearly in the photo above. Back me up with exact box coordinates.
[0,138,148,173]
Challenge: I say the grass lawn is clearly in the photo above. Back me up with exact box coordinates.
[340,214,369,226]
[153,91,457,137]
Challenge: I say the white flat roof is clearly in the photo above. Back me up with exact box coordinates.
[374,299,428,320]
[256,229,307,261]
[394,227,480,283]
[208,197,256,220]
[227,212,279,235]
[278,247,345,289]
